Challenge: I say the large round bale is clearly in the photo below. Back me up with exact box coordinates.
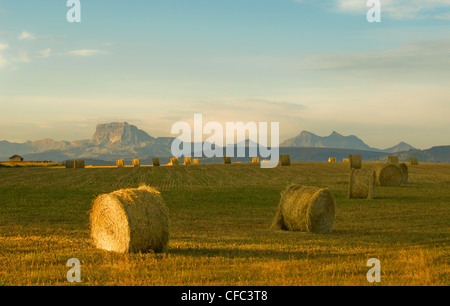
[116,159,124,167]
[170,157,180,166]
[398,163,408,184]
[409,157,419,166]
[152,158,160,167]
[65,160,75,169]
[132,159,140,167]
[349,155,362,169]
[184,157,192,165]
[75,160,85,169]
[90,185,169,253]
[223,156,232,164]
[348,169,375,200]
[375,164,403,187]
[271,185,335,233]
[388,155,399,164]
[280,154,291,166]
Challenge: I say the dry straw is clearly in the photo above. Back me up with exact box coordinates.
[271,185,335,233]
[116,159,124,167]
[328,157,336,163]
[280,154,291,166]
[398,163,408,184]
[223,156,232,164]
[343,158,350,163]
[375,163,403,187]
[133,159,140,167]
[349,155,362,169]
[252,157,260,164]
[409,157,419,166]
[90,185,169,253]
[75,160,85,169]
[152,158,160,167]
[193,158,200,165]
[184,157,192,165]
[348,169,375,200]
[171,157,180,166]
[388,156,399,164]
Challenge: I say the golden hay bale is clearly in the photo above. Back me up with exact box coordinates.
[343,158,350,163]
[280,154,291,166]
[116,159,124,167]
[328,157,336,163]
[375,164,403,187]
[184,157,192,165]
[132,159,140,167]
[409,157,419,166]
[75,160,85,169]
[252,157,260,164]
[223,156,232,164]
[193,158,200,165]
[65,160,75,169]
[90,185,169,253]
[348,169,375,200]
[152,158,160,167]
[349,155,362,169]
[271,185,335,233]
[398,163,408,184]
[388,155,399,164]
[171,157,179,166]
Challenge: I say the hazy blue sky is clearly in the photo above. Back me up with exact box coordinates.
[1,0,449,149]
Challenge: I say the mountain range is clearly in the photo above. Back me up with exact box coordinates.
[0,122,448,163]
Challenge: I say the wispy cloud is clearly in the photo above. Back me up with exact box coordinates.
[18,30,35,40]
[0,43,8,51]
[38,48,51,58]
[303,40,450,76]
[295,0,450,19]
[68,49,108,56]
[12,50,31,63]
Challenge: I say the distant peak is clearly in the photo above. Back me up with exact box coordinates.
[330,131,342,137]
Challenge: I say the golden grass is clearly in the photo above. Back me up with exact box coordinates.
[0,162,448,286]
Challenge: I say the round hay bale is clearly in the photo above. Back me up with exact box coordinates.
[132,159,140,167]
[116,159,124,167]
[409,157,419,166]
[388,155,399,164]
[75,160,85,169]
[184,157,192,165]
[375,164,403,187]
[348,169,375,200]
[349,155,362,169]
[279,154,291,166]
[398,163,408,184]
[271,185,335,233]
[152,158,160,167]
[90,185,169,253]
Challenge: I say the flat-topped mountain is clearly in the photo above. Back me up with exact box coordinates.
[90,122,155,147]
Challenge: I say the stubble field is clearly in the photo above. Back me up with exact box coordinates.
[0,162,448,286]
